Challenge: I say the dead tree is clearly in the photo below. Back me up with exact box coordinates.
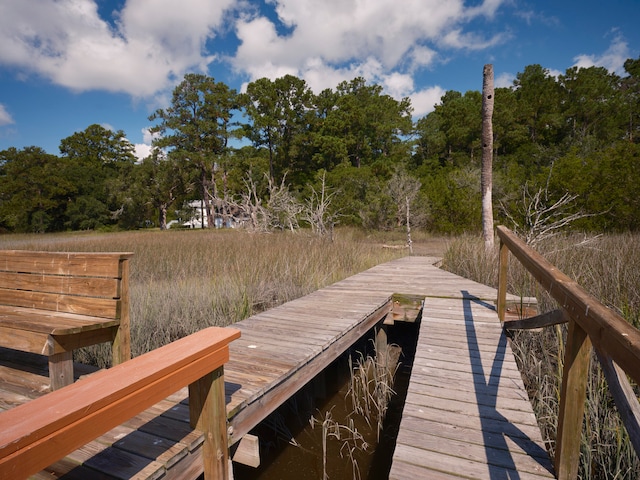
[236,172,303,233]
[387,168,421,253]
[481,64,495,251]
[501,182,594,247]
[303,171,340,240]
[265,174,302,232]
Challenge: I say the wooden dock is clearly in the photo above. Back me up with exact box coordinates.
[388,295,554,479]
[0,256,553,479]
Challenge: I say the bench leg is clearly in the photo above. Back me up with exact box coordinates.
[112,324,131,366]
[49,351,74,390]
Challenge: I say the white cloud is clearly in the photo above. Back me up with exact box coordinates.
[466,0,503,18]
[410,86,446,117]
[495,72,515,88]
[0,104,14,126]
[232,0,510,83]
[548,68,563,79]
[0,0,511,117]
[230,0,509,117]
[408,46,438,70]
[573,32,630,75]
[383,73,415,99]
[142,127,159,145]
[133,127,160,161]
[0,0,237,97]
[134,142,152,161]
[440,29,508,51]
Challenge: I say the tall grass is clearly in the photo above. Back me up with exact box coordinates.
[442,233,640,479]
[0,228,404,366]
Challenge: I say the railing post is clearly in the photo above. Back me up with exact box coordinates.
[555,312,592,480]
[190,366,229,479]
[497,238,509,323]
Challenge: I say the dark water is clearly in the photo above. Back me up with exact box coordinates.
[233,320,420,480]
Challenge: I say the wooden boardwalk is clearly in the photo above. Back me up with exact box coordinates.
[0,256,554,479]
[388,295,555,479]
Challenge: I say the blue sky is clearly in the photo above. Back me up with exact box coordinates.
[0,0,638,160]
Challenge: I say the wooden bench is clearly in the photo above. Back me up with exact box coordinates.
[0,250,133,390]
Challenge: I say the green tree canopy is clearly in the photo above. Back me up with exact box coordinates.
[149,74,239,228]
[240,75,315,183]
[0,147,72,232]
[59,124,136,230]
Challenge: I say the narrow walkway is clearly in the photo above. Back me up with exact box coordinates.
[389,294,555,479]
[224,255,526,447]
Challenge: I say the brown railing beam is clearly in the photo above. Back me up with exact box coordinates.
[0,326,240,480]
[496,225,640,478]
[496,226,640,387]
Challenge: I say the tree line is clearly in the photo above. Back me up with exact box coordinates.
[1,58,639,234]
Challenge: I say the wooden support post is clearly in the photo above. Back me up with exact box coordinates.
[190,366,229,480]
[48,350,74,390]
[497,239,509,323]
[376,327,389,370]
[112,257,131,366]
[555,314,592,480]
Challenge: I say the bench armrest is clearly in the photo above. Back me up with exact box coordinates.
[0,326,241,479]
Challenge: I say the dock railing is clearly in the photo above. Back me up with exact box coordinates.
[0,326,241,480]
[496,225,640,480]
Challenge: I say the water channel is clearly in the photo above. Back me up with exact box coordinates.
[232,317,420,480]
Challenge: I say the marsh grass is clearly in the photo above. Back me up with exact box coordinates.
[442,232,640,479]
[347,338,400,440]
[311,409,369,480]
[307,336,400,480]
[0,228,404,366]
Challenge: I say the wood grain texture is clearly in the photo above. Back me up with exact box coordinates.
[0,250,133,390]
[389,294,555,479]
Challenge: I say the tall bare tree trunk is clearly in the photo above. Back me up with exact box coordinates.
[481,64,495,250]
[406,196,413,254]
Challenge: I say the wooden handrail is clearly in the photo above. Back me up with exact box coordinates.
[496,225,640,480]
[0,326,241,480]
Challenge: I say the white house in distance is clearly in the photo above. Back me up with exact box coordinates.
[170,200,248,229]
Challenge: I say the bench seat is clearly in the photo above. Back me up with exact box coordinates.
[0,306,120,335]
[0,250,133,390]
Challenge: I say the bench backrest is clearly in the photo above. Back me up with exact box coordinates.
[0,250,133,319]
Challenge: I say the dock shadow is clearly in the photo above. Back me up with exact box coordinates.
[461,290,554,479]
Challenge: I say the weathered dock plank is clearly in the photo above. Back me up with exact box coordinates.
[389,294,554,479]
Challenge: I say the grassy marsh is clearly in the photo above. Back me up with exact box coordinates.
[0,228,407,364]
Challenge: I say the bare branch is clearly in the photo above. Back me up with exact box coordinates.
[302,171,340,240]
[501,180,597,246]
